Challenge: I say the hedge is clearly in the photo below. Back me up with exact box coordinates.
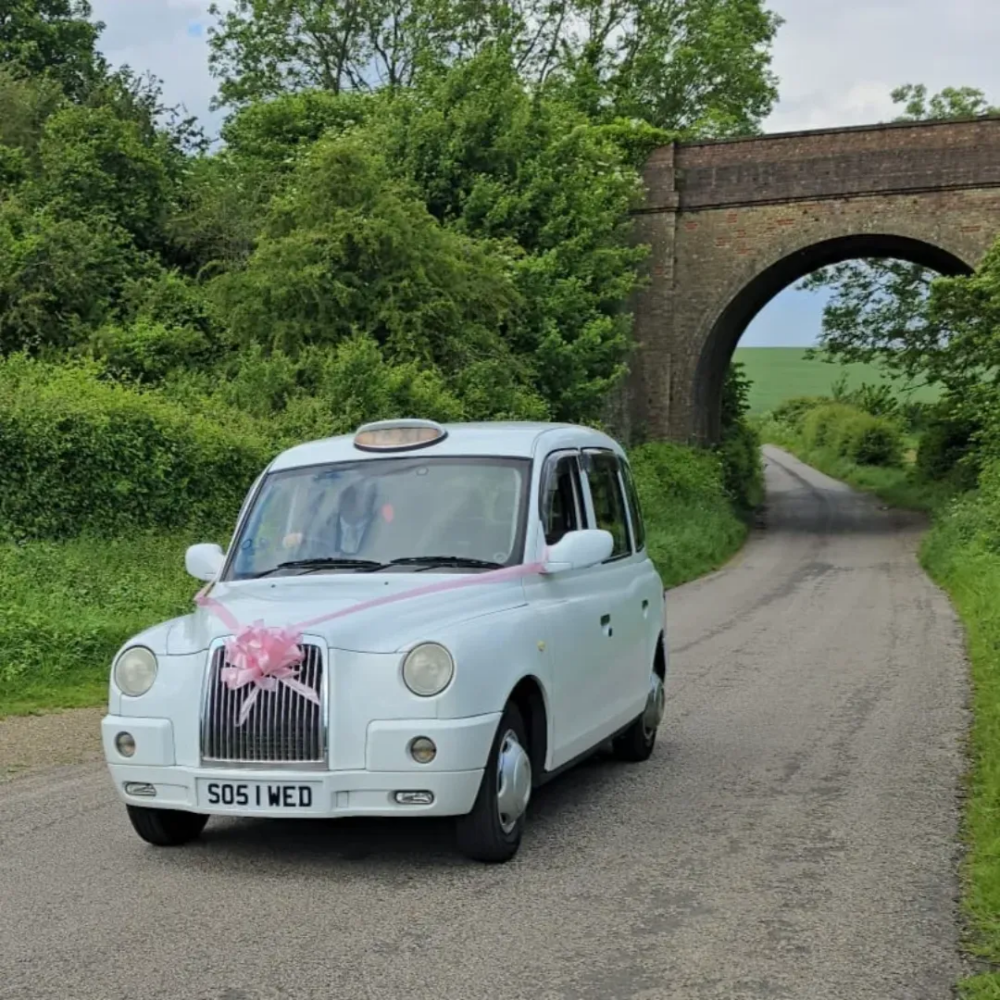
[802,403,904,468]
[0,355,275,540]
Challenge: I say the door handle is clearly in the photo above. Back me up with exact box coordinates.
[600,614,613,637]
[641,599,649,618]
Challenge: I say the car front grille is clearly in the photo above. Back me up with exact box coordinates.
[201,643,325,766]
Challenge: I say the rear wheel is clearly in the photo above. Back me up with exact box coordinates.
[612,668,665,762]
[126,806,208,846]
[455,702,531,863]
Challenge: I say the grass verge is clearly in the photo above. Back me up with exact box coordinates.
[0,533,198,716]
[0,442,755,718]
[631,441,751,588]
[922,520,1000,997]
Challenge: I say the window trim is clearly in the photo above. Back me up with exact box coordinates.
[618,457,646,554]
[538,449,587,547]
[582,447,634,563]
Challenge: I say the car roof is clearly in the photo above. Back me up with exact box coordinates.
[268,421,625,473]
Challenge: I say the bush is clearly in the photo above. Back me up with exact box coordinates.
[629,441,748,587]
[846,382,900,418]
[802,403,858,450]
[801,402,903,467]
[90,318,212,383]
[0,355,275,541]
[916,403,983,489]
[840,413,904,467]
[718,420,764,510]
[771,395,828,429]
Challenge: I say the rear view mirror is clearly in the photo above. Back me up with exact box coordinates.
[541,530,614,574]
[185,543,225,582]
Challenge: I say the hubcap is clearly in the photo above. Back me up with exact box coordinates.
[642,672,666,740]
[496,729,531,834]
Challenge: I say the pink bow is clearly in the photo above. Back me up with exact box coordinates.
[220,622,318,727]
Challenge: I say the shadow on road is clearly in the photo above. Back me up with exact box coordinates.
[154,747,648,871]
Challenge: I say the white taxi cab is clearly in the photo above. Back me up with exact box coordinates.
[103,419,667,862]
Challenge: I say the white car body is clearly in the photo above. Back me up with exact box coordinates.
[103,420,667,860]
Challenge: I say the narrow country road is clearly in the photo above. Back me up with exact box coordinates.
[0,446,970,1000]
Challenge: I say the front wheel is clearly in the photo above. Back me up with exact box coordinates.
[126,805,208,846]
[455,702,531,863]
[612,669,665,762]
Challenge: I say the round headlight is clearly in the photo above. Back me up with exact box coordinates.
[402,643,454,697]
[114,646,158,697]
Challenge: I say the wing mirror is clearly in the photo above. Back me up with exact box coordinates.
[541,529,614,574]
[185,543,225,582]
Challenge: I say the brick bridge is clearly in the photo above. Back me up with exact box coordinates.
[623,117,1000,444]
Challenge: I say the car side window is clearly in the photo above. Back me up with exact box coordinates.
[619,459,646,552]
[585,451,631,559]
[541,453,584,546]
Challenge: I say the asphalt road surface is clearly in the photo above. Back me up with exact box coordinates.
[0,446,971,1000]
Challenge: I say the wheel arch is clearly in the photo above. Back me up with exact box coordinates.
[506,674,550,782]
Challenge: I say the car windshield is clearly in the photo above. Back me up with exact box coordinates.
[226,456,531,580]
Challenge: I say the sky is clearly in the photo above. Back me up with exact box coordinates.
[88,0,1000,348]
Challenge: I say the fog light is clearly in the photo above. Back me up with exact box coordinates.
[115,732,136,758]
[409,736,437,764]
[395,791,434,805]
[124,782,156,798]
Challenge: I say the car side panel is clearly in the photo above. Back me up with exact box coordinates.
[522,571,612,768]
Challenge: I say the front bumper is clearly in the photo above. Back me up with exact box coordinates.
[102,712,498,819]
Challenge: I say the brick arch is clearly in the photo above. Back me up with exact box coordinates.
[624,117,1000,444]
[691,233,973,443]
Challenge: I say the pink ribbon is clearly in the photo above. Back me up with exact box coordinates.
[195,554,548,726]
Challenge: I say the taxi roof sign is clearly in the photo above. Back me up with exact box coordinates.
[353,419,447,452]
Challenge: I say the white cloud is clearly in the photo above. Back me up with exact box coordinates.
[764,0,1000,132]
[91,0,224,132]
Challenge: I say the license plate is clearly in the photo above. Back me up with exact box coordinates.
[197,780,320,811]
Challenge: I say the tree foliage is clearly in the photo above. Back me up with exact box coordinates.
[208,0,781,135]
[0,0,783,435]
[0,0,105,100]
[804,83,998,382]
[890,83,1000,121]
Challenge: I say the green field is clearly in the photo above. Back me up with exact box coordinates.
[733,348,942,414]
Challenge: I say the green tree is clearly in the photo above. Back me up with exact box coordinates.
[0,199,147,355]
[544,0,781,135]
[0,68,65,164]
[208,0,459,107]
[803,83,999,375]
[890,83,1000,121]
[208,0,781,135]
[0,0,105,101]
[32,105,172,254]
[208,135,524,374]
[376,49,651,419]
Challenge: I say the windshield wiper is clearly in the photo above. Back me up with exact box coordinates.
[251,558,386,578]
[380,555,505,572]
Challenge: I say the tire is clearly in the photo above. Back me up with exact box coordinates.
[612,669,665,763]
[126,805,209,846]
[455,702,531,863]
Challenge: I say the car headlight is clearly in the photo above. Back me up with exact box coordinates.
[114,646,158,697]
[402,643,454,697]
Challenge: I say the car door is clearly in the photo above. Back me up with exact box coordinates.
[618,453,666,692]
[580,449,649,734]
[525,449,612,768]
